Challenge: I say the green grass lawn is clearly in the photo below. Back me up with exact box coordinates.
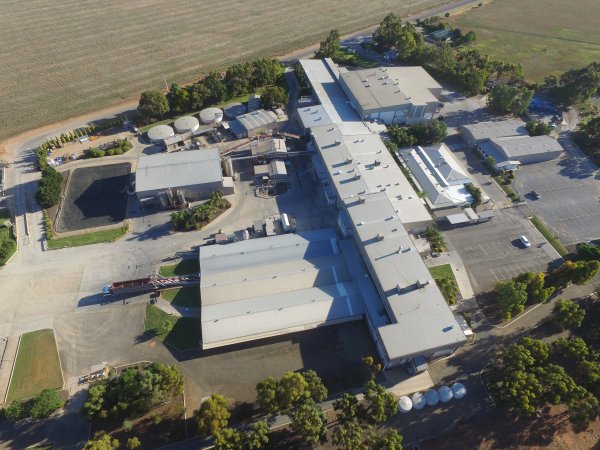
[7,329,63,402]
[449,0,600,81]
[47,225,128,250]
[161,287,200,308]
[0,225,17,265]
[145,305,201,351]
[428,264,455,280]
[159,258,199,277]
[530,216,569,257]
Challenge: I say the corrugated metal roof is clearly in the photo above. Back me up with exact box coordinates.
[460,119,528,142]
[490,135,564,159]
[135,149,222,193]
[199,228,367,349]
[235,109,278,131]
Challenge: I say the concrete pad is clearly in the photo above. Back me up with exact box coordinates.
[384,369,434,398]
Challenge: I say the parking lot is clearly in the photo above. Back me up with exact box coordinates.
[443,208,560,293]
[514,138,600,246]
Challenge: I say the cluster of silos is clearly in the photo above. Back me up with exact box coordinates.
[147,124,175,144]
[398,382,467,413]
[199,107,224,125]
[174,116,200,134]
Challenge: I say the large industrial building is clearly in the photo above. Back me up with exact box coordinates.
[197,59,467,370]
[460,120,563,170]
[199,229,366,349]
[135,149,233,205]
[338,66,443,124]
[399,143,474,210]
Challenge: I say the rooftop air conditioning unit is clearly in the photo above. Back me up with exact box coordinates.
[358,196,366,204]
[335,139,341,145]
[376,233,384,241]
[354,173,362,180]
[417,280,431,289]
[347,157,353,164]
[374,160,381,166]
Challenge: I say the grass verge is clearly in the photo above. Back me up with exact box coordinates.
[428,264,455,280]
[492,176,521,202]
[161,287,200,308]
[7,329,63,402]
[145,305,200,351]
[47,225,129,250]
[530,216,568,257]
[159,258,199,277]
[0,224,17,265]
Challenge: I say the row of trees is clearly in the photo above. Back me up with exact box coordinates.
[171,191,229,231]
[574,117,600,165]
[138,58,284,121]
[0,389,64,422]
[195,369,402,449]
[86,138,132,158]
[371,13,525,97]
[83,363,184,424]
[82,432,140,450]
[489,329,599,426]
[387,120,448,147]
[36,165,63,209]
[543,62,600,106]
[526,120,552,136]
[495,272,555,321]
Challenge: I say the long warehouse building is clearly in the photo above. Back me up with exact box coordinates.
[299,58,466,369]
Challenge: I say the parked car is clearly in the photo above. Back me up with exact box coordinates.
[520,235,531,248]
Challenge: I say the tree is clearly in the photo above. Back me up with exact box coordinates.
[387,125,417,147]
[36,165,63,209]
[395,29,417,60]
[256,377,279,413]
[496,279,528,321]
[195,394,231,437]
[487,83,534,115]
[554,62,600,106]
[166,83,190,114]
[244,421,269,449]
[409,120,447,144]
[276,372,310,410]
[316,29,341,58]
[569,390,600,426]
[575,242,600,262]
[465,183,482,206]
[214,428,243,450]
[289,400,328,446]
[3,400,28,422]
[84,382,107,419]
[302,369,328,403]
[138,90,169,120]
[251,59,282,88]
[331,420,368,450]
[260,86,287,110]
[372,13,403,52]
[202,71,227,104]
[30,389,64,418]
[187,83,210,111]
[576,360,600,398]
[82,433,120,450]
[538,364,584,406]
[362,356,382,380]
[553,299,586,329]
[554,260,600,286]
[224,62,254,97]
[526,121,552,136]
[362,380,398,424]
[126,437,142,450]
[333,393,364,424]
[552,337,589,362]
[370,429,404,450]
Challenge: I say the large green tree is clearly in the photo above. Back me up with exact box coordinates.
[167,83,190,114]
[362,380,398,424]
[82,433,120,450]
[370,429,403,450]
[196,394,231,437]
[496,279,528,321]
[487,83,534,115]
[224,62,254,97]
[289,400,328,446]
[552,299,586,329]
[316,29,341,58]
[260,86,287,110]
[138,90,169,120]
[202,71,228,104]
[36,165,63,209]
[30,389,64,418]
[372,13,403,52]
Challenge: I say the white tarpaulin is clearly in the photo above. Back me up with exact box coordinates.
[411,392,426,410]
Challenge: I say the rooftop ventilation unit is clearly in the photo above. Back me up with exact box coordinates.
[374,160,381,166]
[354,173,362,180]
[417,280,431,289]
[396,283,404,294]
[347,157,353,164]
[376,233,385,241]
[335,139,341,145]
[358,196,366,204]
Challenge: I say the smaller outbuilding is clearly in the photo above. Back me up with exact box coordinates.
[174,116,200,134]
[229,109,285,139]
[147,124,175,145]
[478,135,564,169]
[459,119,528,147]
[135,149,233,205]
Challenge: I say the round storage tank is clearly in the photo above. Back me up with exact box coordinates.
[174,116,200,133]
[147,124,174,144]
[223,103,247,119]
[199,107,224,125]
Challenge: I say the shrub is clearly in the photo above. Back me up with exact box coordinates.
[87,147,105,158]
[36,166,63,209]
[30,389,64,418]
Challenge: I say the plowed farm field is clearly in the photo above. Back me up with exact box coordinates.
[0,0,443,141]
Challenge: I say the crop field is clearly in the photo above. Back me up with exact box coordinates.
[449,0,600,81]
[0,0,445,142]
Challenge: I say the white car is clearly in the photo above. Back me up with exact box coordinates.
[520,235,531,248]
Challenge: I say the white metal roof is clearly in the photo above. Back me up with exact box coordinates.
[235,109,278,131]
[174,116,200,133]
[135,149,222,193]
[147,124,174,142]
[301,59,466,362]
[339,66,441,112]
[199,228,366,349]
[460,119,528,142]
[490,135,564,159]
